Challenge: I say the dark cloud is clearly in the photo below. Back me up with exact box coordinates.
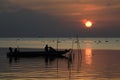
[0,9,77,37]
[0,8,120,37]
[0,0,120,37]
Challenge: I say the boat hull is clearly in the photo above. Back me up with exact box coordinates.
[7,50,70,57]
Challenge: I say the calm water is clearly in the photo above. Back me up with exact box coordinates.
[0,38,119,49]
[0,38,120,80]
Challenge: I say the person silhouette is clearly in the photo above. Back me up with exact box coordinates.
[9,47,13,53]
[14,48,18,53]
[49,46,56,52]
[45,44,49,52]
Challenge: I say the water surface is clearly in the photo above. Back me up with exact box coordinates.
[0,38,120,80]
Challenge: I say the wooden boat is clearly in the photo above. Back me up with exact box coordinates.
[7,49,71,57]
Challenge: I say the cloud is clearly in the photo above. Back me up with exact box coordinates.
[0,8,78,37]
[0,0,120,37]
[0,0,21,13]
[2,0,120,19]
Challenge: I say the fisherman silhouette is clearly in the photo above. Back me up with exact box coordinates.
[9,47,13,53]
[45,44,49,52]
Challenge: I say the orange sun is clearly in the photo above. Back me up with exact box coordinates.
[82,19,93,28]
[85,21,92,28]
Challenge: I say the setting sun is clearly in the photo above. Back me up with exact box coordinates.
[82,19,93,28]
[85,21,92,28]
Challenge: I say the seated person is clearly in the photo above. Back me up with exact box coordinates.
[49,46,56,52]
[14,48,18,53]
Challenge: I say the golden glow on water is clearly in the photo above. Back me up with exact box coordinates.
[84,41,93,65]
[0,38,120,80]
[85,48,92,65]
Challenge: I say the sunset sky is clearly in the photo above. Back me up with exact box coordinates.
[0,0,120,37]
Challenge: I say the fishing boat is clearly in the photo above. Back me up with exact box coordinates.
[7,47,71,57]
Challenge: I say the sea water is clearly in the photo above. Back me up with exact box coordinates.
[0,38,120,80]
[0,37,119,50]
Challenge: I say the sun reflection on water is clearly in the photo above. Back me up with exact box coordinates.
[85,45,92,65]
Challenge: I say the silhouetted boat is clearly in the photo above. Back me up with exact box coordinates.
[7,49,71,57]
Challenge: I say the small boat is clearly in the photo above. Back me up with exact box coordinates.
[7,48,71,57]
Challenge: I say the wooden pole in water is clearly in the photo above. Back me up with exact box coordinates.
[76,34,82,72]
[56,38,59,51]
[16,38,20,51]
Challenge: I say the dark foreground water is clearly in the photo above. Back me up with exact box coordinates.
[0,38,120,80]
[0,48,120,80]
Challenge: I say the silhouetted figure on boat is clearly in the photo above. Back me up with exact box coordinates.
[9,47,13,53]
[45,44,49,52]
[45,45,56,52]
[14,48,18,53]
[49,46,56,52]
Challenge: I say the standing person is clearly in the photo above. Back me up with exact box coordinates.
[45,44,49,52]
[9,47,13,53]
